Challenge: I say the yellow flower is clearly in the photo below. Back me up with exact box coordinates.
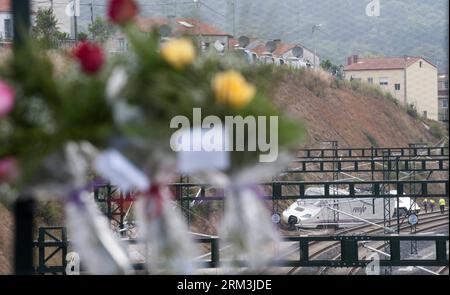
[212,70,256,109]
[160,38,196,70]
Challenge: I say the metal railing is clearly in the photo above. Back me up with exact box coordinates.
[296,146,448,159]
[288,158,449,173]
[33,227,449,274]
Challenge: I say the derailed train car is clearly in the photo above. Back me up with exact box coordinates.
[281,187,421,229]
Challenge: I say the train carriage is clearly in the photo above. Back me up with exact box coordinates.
[281,187,421,229]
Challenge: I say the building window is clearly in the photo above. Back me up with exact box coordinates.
[440,99,449,108]
[438,81,449,90]
[379,77,389,86]
[395,83,401,91]
[4,19,12,39]
[368,77,373,84]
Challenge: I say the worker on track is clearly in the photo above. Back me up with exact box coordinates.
[430,199,435,212]
[423,198,428,213]
[439,198,446,214]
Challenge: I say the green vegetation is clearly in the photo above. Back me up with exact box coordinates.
[77,32,88,41]
[320,59,343,78]
[32,8,68,48]
[429,122,446,139]
[88,17,114,44]
[406,103,419,119]
[364,131,378,147]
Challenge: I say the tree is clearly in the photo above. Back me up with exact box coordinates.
[88,17,114,44]
[320,59,343,78]
[78,32,89,41]
[320,59,333,72]
[32,8,64,48]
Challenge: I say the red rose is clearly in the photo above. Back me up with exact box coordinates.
[108,0,138,25]
[73,41,105,75]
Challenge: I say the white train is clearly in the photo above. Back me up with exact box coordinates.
[281,187,421,229]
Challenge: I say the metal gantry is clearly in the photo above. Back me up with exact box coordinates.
[287,157,449,173]
[296,146,448,159]
[320,141,340,227]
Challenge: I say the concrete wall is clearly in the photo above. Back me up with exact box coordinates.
[344,69,406,104]
[406,59,438,120]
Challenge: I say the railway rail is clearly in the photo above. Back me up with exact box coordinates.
[284,211,449,275]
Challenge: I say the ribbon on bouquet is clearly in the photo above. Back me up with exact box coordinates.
[63,143,133,274]
[94,148,198,274]
[219,179,281,271]
[139,183,165,221]
[136,181,198,274]
[65,179,133,275]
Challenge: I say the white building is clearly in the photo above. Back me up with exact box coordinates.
[0,0,12,41]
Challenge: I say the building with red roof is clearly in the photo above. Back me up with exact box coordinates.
[344,55,438,120]
[137,17,232,52]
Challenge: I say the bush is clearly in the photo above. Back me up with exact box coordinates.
[429,122,446,139]
[406,104,418,119]
[363,131,378,147]
[384,92,399,106]
[300,70,329,96]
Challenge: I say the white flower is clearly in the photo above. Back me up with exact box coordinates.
[94,149,150,192]
[106,67,128,102]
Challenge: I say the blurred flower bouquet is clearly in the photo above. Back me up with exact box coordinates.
[0,0,306,274]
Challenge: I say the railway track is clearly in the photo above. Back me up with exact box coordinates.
[316,213,449,275]
[283,210,448,275]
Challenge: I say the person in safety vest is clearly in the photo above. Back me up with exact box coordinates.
[423,198,428,213]
[430,199,436,212]
[439,198,446,214]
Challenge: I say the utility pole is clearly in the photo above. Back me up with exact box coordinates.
[91,0,94,24]
[231,0,236,37]
[312,24,322,69]
[73,0,79,42]
[12,0,36,275]
[74,14,78,41]
[90,0,94,39]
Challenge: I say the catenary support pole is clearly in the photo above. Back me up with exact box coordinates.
[12,0,35,275]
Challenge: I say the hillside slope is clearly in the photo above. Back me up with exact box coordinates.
[271,71,439,148]
[0,203,13,275]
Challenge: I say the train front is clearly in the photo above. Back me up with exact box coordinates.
[281,200,322,229]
